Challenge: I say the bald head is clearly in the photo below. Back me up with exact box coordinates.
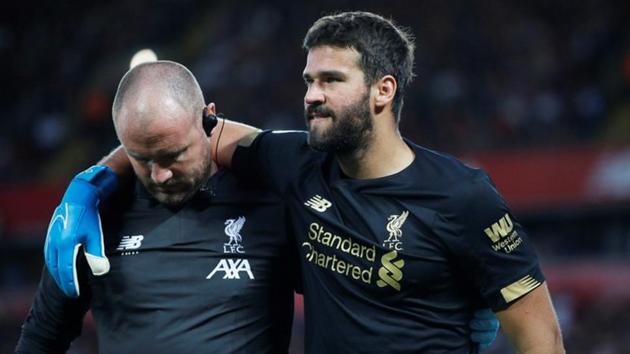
[111,60,212,207]
[112,60,205,136]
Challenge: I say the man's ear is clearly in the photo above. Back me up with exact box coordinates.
[206,102,217,115]
[373,75,397,111]
[202,102,218,136]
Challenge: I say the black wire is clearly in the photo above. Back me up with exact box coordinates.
[214,113,226,163]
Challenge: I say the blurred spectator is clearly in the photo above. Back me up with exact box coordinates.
[2,0,629,184]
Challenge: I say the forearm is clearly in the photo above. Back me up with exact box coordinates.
[98,118,260,172]
[497,283,565,353]
[97,145,132,178]
[209,118,260,168]
[505,328,564,354]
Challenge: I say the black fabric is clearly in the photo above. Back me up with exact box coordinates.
[233,130,544,354]
[16,170,295,354]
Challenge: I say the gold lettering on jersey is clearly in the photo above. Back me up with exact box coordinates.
[376,250,405,291]
[484,213,524,254]
[302,223,377,285]
[303,223,408,290]
[302,242,373,284]
[383,210,409,250]
[308,223,375,261]
[484,213,514,242]
[491,232,522,253]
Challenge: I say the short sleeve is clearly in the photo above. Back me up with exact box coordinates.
[434,171,545,311]
[232,130,310,195]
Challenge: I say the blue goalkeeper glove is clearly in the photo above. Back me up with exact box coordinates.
[470,308,500,351]
[44,165,118,297]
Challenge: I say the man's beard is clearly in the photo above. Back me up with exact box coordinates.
[304,91,373,155]
[143,159,211,207]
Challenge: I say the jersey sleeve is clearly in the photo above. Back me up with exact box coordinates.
[434,171,545,311]
[15,265,92,354]
[232,130,309,195]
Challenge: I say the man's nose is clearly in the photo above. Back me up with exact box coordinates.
[304,83,325,105]
[150,163,173,184]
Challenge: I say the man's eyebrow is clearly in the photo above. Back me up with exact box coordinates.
[126,149,145,160]
[303,70,346,80]
[127,145,189,161]
[155,145,189,159]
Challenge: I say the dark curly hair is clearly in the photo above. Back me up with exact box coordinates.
[303,11,415,122]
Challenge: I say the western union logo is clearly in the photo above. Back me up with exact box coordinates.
[500,275,541,303]
[376,250,405,291]
[484,213,514,243]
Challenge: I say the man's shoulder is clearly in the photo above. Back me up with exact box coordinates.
[405,141,498,214]
[99,180,137,215]
[236,129,326,170]
[215,169,282,202]
[250,129,309,145]
[409,142,483,187]
[234,129,318,164]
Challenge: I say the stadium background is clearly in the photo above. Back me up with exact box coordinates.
[1,0,629,352]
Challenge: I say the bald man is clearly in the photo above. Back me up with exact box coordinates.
[16,61,296,354]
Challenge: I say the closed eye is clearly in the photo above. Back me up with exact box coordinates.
[133,156,150,164]
[324,77,341,83]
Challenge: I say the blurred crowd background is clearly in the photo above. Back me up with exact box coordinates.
[1,0,629,353]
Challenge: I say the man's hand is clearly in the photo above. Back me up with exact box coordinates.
[470,308,500,351]
[44,165,118,297]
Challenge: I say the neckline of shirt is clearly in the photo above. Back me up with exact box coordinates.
[329,140,420,188]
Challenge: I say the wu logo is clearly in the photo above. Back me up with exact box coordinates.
[383,210,409,250]
[224,216,246,254]
[116,235,144,255]
[377,250,405,291]
[206,259,255,280]
[304,195,332,212]
[484,213,514,243]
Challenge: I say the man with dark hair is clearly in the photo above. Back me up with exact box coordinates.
[16,61,295,354]
[303,11,415,122]
[229,12,562,353]
[40,11,549,354]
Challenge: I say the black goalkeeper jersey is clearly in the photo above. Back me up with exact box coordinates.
[16,170,295,354]
[232,131,545,354]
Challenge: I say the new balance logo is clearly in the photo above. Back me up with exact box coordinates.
[304,195,332,212]
[484,213,514,243]
[206,259,255,280]
[116,235,144,255]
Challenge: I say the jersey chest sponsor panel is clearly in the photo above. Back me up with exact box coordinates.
[86,184,293,353]
[94,201,285,303]
[295,166,470,297]
[292,167,483,353]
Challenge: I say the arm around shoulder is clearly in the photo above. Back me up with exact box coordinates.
[209,117,261,168]
[97,145,132,177]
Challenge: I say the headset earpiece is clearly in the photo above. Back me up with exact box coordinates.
[202,107,218,136]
